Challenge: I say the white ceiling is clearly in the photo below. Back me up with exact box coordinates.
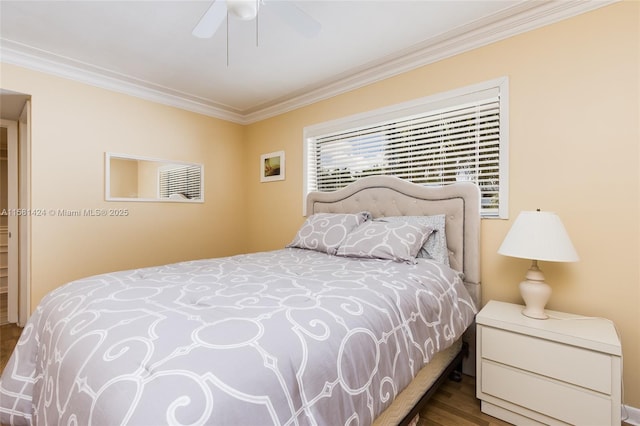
[0,1,613,124]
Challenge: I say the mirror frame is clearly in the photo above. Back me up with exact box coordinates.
[105,152,204,203]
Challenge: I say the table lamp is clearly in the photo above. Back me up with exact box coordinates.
[498,210,579,319]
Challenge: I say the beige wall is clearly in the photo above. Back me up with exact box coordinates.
[244,2,640,407]
[0,63,248,307]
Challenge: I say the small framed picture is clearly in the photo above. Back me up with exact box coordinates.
[260,151,285,182]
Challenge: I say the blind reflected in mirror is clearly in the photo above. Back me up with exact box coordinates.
[106,153,204,202]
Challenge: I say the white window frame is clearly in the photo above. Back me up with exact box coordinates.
[303,77,509,218]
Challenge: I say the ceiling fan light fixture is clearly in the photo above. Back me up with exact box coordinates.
[227,0,258,20]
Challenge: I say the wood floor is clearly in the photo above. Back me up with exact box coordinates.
[0,323,22,374]
[418,373,511,426]
[0,323,511,425]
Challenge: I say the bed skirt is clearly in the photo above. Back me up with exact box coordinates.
[373,339,463,426]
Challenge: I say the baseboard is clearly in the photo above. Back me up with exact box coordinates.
[623,404,640,425]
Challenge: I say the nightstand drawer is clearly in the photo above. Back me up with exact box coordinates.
[481,326,612,394]
[481,360,612,425]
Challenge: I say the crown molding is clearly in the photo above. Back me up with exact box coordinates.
[242,0,618,123]
[1,0,617,125]
[0,39,246,123]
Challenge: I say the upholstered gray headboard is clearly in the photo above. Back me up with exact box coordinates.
[306,175,481,307]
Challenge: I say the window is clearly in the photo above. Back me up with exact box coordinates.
[304,78,509,218]
[159,164,202,200]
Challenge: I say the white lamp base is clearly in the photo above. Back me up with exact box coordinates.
[519,260,550,320]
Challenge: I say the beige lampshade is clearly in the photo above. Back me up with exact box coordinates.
[498,211,579,262]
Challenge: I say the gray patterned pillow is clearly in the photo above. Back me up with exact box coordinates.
[287,212,371,255]
[336,220,434,264]
[378,215,450,266]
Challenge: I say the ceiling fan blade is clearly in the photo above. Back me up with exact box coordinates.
[192,0,228,38]
[267,1,321,38]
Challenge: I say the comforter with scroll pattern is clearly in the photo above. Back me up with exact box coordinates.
[0,248,476,426]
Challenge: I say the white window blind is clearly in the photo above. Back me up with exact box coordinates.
[304,78,508,218]
[159,164,202,200]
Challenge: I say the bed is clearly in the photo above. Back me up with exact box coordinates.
[0,175,480,426]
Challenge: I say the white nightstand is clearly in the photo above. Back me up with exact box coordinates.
[476,300,622,425]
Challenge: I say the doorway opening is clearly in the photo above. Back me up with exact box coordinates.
[0,89,32,326]
[0,126,7,324]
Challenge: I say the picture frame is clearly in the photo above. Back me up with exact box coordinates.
[260,150,285,182]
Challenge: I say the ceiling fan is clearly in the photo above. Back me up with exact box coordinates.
[192,0,322,39]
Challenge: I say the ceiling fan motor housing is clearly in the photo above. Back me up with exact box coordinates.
[227,0,258,20]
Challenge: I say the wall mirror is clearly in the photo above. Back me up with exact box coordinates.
[105,153,204,202]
